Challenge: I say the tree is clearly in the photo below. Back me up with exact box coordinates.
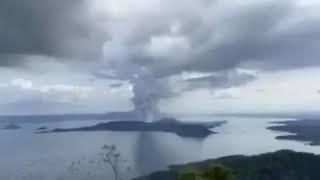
[100,145,122,180]
[66,144,128,180]
[179,164,233,180]
[202,165,233,180]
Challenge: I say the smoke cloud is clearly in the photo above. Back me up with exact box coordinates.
[2,0,320,115]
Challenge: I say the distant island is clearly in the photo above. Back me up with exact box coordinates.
[268,119,320,145]
[2,122,21,130]
[42,118,227,138]
[37,126,48,131]
[135,150,320,180]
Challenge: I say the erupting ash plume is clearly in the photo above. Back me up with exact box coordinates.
[100,39,256,122]
[101,41,170,122]
[131,74,161,122]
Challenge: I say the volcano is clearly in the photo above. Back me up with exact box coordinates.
[43,117,227,138]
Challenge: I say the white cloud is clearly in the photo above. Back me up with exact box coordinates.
[211,88,241,99]
[11,79,33,89]
[0,76,133,115]
[161,67,320,114]
[145,35,190,58]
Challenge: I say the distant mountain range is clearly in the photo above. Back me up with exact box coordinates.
[2,111,320,123]
[0,111,138,123]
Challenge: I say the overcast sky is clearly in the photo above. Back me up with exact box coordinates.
[1,0,320,115]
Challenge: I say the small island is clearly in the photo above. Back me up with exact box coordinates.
[42,118,227,138]
[37,126,48,131]
[2,122,21,130]
[267,119,320,145]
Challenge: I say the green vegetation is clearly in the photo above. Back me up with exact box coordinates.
[65,147,320,180]
[179,164,233,180]
[136,150,320,180]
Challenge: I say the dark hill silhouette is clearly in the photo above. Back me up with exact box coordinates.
[268,119,320,145]
[44,118,226,138]
[136,150,320,180]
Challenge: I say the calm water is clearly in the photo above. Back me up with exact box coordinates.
[1,116,320,180]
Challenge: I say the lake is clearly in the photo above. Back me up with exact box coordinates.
[1,115,320,180]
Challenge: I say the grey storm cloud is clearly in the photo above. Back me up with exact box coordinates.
[185,70,256,91]
[0,0,105,66]
[2,0,320,73]
[147,0,320,75]
[85,0,320,82]
[2,0,320,116]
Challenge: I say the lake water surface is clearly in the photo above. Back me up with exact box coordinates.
[1,115,320,180]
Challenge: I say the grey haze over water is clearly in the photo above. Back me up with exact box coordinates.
[1,115,320,180]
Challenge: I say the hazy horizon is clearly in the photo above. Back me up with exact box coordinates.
[2,110,320,118]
